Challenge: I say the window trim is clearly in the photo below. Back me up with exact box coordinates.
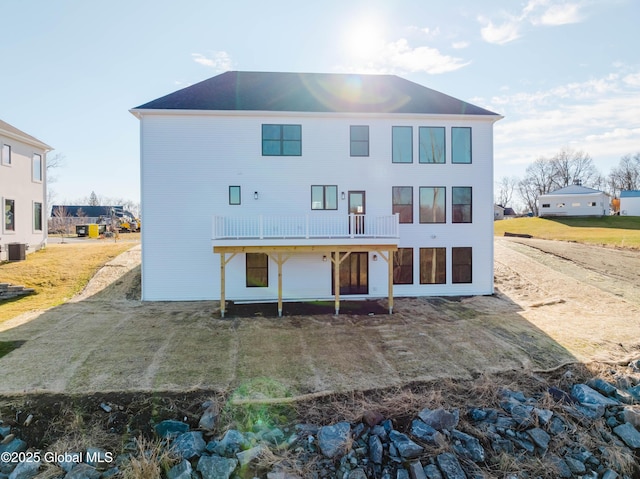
[2,144,11,166]
[34,201,43,232]
[392,186,413,224]
[420,247,446,284]
[451,127,472,164]
[229,186,241,205]
[452,186,472,224]
[262,124,302,156]
[246,253,269,287]
[393,248,414,285]
[452,247,472,284]
[311,185,338,210]
[419,186,446,224]
[350,125,369,157]
[419,126,446,164]
[392,126,413,164]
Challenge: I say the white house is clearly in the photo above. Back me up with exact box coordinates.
[620,190,640,216]
[538,184,609,217]
[0,119,51,261]
[131,71,502,315]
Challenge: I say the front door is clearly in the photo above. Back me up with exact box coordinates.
[332,252,369,295]
[348,191,366,235]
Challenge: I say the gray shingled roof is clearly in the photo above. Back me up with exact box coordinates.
[133,71,499,116]
[543,185,606,196]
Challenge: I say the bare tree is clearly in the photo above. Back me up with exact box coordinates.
[517,158,556,216]
[495,176,518,207]
[51,205,74,241]
[89,191,99,206]
[607,153,640,197]
[549,147,600,189]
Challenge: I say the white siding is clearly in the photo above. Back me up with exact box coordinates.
[0,133,47,261]
[139,112,497,300]
[538,193,609,217]
[620,196,640,216]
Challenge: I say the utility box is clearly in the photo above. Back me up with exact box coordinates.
[76,225,88,237]
[8,243,26,261]
[88,224,100,238]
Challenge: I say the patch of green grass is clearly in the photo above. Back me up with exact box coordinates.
[494,216,640,248]
[0,341,21,358]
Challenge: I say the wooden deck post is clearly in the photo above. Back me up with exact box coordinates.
[377,250,394,314]
[331,251,352,315]
[270,253,290,317]
[220,252,226,318]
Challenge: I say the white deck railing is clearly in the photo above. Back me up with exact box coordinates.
[212,214,399,240]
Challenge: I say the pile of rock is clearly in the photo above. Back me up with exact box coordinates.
[2,365,640,479]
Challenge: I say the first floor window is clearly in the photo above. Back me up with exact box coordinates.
[350,125,369,156]
[452,187,472,223]
[33,153,43,181]
[419,187,445,223]
[2,144,11,165]
[5,199,15,231]
[420,247,446,284]
[452,247,472,283]
[311,185,338,210]
[542,203,550,208]
[262,124,301,156]
[419,127,445,163]
[392,186,413,223]
[452,127,472,164]
[393,248,413,284]
[392,126,413,163]
[246,253,268,287]
[34,202,43,231]
[229,186,241,205]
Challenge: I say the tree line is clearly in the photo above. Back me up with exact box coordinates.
[495,148,640,216]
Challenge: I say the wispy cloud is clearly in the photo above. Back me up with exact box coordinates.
[479,1,584,45]
[452,41,470,49]
[191,51,233,72]
[339,38,470,75]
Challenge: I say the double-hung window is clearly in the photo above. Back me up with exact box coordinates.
[311,185,337,210]
[392,186,413,223]
[452,127,472,164]
[392,126,412,163]
[452,187,472,223]
[262,124,301,156]
[419,127,445,163]
[452,247,472,283]
[350,126,369,156]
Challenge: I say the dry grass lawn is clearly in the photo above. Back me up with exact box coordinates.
[0,242,134,323]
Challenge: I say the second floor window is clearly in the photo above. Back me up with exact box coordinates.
[452,127,472,164]
[2,144,11,165]
[452,187,472,223]
[33,154,43,182]
[419,127,445,163]
[392,186,413,223]
[229,186,241,205]
[419,187,445,223]
[311,185,338,210]
[392,126,412,163]
[350,125,369,156]
[262,124,301,156]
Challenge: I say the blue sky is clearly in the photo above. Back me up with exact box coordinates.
[2,0,638,205]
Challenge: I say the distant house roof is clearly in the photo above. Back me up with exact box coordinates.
[51,205,130,218]
[503,207,517,216]
[621,190,640,198]
[132,71,501,117]
[542,185,607,196]
[0,119,52,150]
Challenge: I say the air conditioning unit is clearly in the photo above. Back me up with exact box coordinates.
[621,210,627,216]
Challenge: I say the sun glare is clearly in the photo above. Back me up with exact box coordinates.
[346,19,385,60]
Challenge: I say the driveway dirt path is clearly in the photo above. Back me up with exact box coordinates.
[1,239,639,395]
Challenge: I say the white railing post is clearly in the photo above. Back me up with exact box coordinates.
[259,215,264,239]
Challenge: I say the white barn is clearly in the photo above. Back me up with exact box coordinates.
[0,119,51,261]
[620,190,640,216]
[131,71,502,314]
[538,185,609,217]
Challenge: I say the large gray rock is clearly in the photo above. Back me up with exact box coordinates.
[389,431,424,459]
[571,384,620,406]
[613,422,640,448]
[411,420,445,446]
[423,464,444,479]
[547,455,571,478]
[435,453,466,479]
[167,460,192,479]
[408,461,427,479]
[418,408,459,431]
[0,438,27,455]
[172,431,206,459]
[564,456,586,474]
[8,460,40,479]
[369,434,383,464]
[526,427,550,450]
[65,463,101,479]
[213,429,247,457]
[451,430,484,462]
[348,469,368,479]
[317,422,351,459]
[196,455,237,479]
[154,420,189,439]
[198,404,218,431]
[236,444,268,467]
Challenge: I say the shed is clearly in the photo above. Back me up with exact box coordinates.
[620,190,640,216]
[538,185,609,217]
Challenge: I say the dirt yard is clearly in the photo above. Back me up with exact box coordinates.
[1,239,639,396]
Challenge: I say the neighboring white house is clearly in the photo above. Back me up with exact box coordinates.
[494,204,505,220]
[131,71,502,314]
[620,190,640,216]
[0,119,51,261]
[538,184,610,217]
